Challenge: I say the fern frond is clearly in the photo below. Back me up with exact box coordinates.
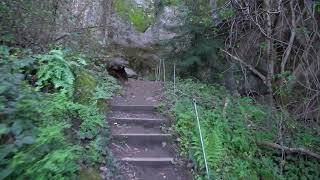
[35,49,75,96]
[191,129,224,171]
[206,130,224,169]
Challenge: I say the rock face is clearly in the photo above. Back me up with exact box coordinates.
[108,2,187,75]
[58,0,187,75]
[57,0,266,94]
[108,57,129,70]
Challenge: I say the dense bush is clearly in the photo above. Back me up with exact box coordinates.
[0,46,120,179]
[164,78,320,179]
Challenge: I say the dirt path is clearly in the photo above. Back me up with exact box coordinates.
[108,80,190,180]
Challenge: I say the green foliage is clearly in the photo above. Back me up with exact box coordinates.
[128,7,153,32]
[35,50,75,96]
[79,168,101,180]
[284,156,320,179]
[74,64,120,106]
[160,0,181,6]
[24,146,80,180]
[115,0,155,32]
[316,1,320,13]
[191,129,224,170]
[0,46,119,179]
[167,4,224,81]
[185,0,213,28]
[274,71,296,99]
[164,78,320,179]
[77,105,105,140]
[219,8,235,20]
[217,0,228,7]
[74,69,97,104]
[8,123,81,180]
[179,39,222,72]
[93,69,121,101]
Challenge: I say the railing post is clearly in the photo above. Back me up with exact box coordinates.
[192,99,210,179]
[173,63,176,94]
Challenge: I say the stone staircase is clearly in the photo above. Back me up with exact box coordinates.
[108,80,188,180]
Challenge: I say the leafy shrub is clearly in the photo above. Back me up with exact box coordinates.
[93,69,121,101]
[0,46,119,179]
[35,49,87,96]
[35,50,75,96]
[8,123,81,180]
[164,78,320,179]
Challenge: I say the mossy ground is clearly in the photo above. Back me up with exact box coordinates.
[74,69,97,104]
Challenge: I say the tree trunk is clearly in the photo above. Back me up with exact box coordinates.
[210,0,221,26]
[264,0,275,108]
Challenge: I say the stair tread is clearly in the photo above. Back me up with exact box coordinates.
[110,117,165,120]
[119,164,190,180]
[111,124,163,134]
[110,111,162,119]
[120,157,174,161]
[110,104,159,112]
[112,133,171,136]
[111,142,175,158]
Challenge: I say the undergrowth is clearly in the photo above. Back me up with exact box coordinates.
[163,78,320,180]
[0,46,120,179]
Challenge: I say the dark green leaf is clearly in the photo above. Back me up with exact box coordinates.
[0,124,8,135]
[10,122,22,135]
[0,167,14,180]
[0,144,14,160]
[21,136,35,145]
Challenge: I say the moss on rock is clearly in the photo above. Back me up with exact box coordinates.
[79,168,101,180]
[96,99,109,113]
[115,0,155,32]
[74,69,97,104]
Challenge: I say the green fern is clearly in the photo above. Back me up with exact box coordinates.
[191,129,224,170]
[164,79,285,179]
[78,105,105,140]
[24,146,81,180]
[93,73,121,101]
[36,49,74,96]
[0,46,117,179]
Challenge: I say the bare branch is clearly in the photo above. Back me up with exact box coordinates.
[281,0,297,74]
[221,49,267,84]
[257,141,320,160]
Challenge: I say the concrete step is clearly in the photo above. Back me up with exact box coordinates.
[110,104,158,112]
[111,142,175,159]
[111,124,162,134]
[119,157,174,166]
[119,165,190,180]
[112,133,172,145]
[109,117,167,126]
[110,111,162,119]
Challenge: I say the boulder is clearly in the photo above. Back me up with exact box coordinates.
[107,58,138,80]
[125,67,138,78]
[108,57,129,70]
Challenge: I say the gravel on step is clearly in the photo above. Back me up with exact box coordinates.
[110,111,163,119]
